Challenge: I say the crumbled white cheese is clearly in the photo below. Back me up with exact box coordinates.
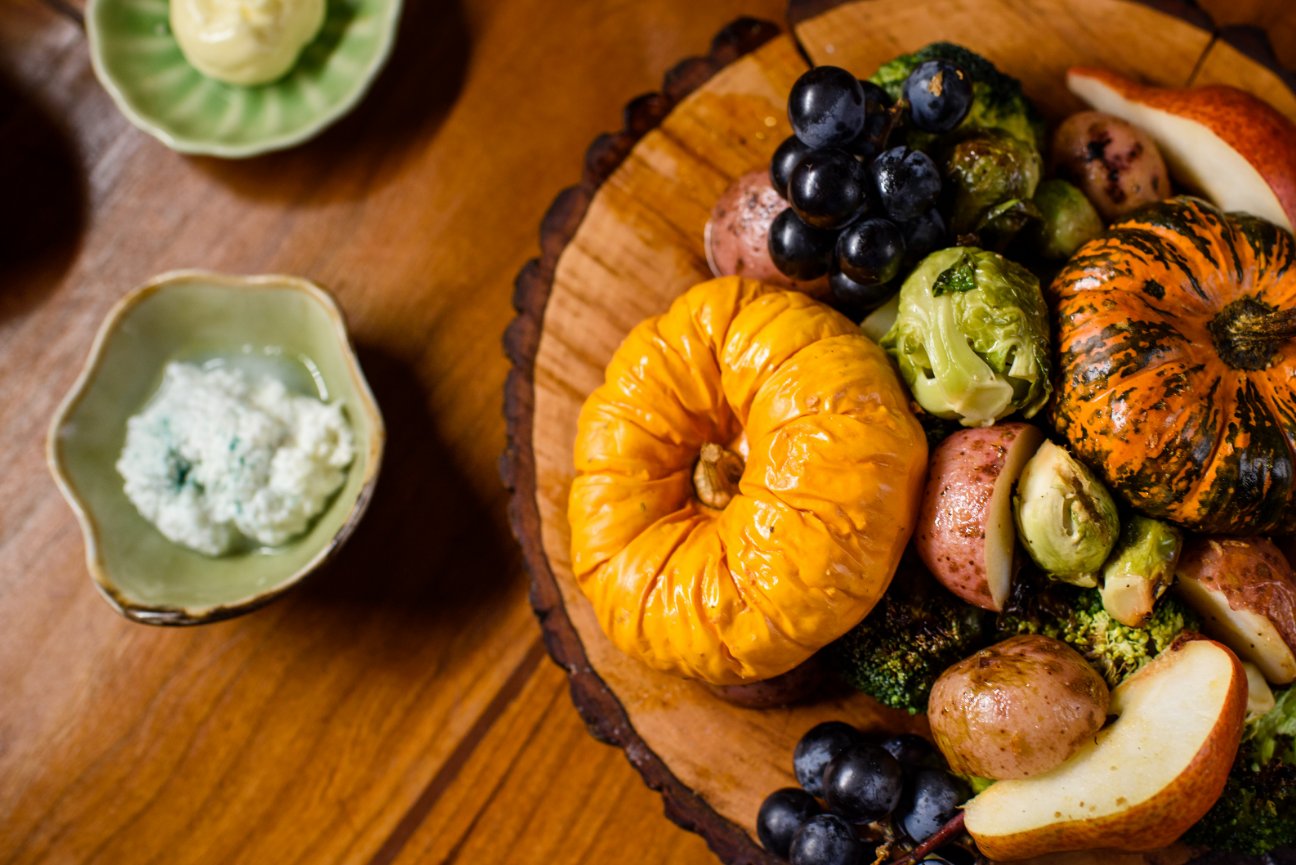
[117,362,355,556]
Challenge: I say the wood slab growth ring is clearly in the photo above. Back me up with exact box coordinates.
[503,2,1296,862]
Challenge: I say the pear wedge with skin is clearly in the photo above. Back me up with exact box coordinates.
[1067,67,1296,232]
[962,637,1246,861]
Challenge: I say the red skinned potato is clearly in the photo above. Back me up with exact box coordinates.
[704,170,829,298]
[1176,537,1296,684]
[929,635,1110,780]
[915,423,1045,611]
[1052,111,1169,221]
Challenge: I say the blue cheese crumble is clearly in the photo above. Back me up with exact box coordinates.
[117,362,355,556]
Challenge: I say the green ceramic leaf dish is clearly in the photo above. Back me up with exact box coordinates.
[87,0,402,157]
[47,271,386,624]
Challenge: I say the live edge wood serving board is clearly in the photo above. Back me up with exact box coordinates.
[502,1,1296,864]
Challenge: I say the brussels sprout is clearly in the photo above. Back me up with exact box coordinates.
[941,130,1043,245]
[1099,515,1182,627]
[881,247,1051,427]
[1014,441,1120,585]
[1030,179,1104,260]
[976,198,1044,253]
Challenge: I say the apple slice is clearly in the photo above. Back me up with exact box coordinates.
[962,637,1246,861]
[914,424,1044,611]
[1175,537,1296,685]
[1067,67,1296,232]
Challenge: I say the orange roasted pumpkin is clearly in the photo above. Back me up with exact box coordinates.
[568,277,927,685]
[1053,196,1296,534]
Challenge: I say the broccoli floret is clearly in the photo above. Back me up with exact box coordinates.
[995,572,1198,689]
[829,567,993,714]
[869,42,1043,148]
[1183,684,1296,854]
[1184,755,1296,855]
[1253,681,1296,763]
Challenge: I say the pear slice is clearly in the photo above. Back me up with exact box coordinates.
[962,638,1246,861]
[1067,67,1296,232]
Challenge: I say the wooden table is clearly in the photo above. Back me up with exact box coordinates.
[1,2,1291,864]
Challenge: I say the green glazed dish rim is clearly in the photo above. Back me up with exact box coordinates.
[86,0,404,158]
[46,270,386,624]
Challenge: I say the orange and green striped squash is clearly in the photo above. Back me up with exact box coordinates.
[568,277,927,685]
[1052,196,1296,534]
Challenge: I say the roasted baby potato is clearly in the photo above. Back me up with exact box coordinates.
[915,423,1044,611]
[1176,537,1296,684]
[705,170,829,297]
[1051,111,1169,221]
[928,635,1110,779]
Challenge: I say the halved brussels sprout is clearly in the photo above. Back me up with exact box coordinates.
[1014,440,1119,585]
[1099,515,1182,628]
[941,130,1043,248]
[881,246,1050,427]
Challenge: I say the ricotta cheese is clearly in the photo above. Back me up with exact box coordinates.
[117,361,354,556]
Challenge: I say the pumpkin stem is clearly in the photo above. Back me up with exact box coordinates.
[693,443,745,510]
[1209,298,1296,371]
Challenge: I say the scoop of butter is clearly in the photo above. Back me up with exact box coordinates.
[170,0,326,86]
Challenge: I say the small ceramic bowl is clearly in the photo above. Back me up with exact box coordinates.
[87,0,402,158]
[48,270,385,624]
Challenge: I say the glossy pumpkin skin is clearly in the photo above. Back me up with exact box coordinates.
[569,277,927,685]
[1052,196,1296,534]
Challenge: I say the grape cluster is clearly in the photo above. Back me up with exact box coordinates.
[756,722,973,865]
[768,62,971,315]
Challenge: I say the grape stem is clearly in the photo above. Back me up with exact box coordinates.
[880,101,905,151]
[887,811,967,865]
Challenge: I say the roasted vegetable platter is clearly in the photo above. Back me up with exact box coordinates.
[502,1,1296,863]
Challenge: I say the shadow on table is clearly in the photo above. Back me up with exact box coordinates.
[0,69,86,320]
[194,0,471,205]
[294,344,520,624]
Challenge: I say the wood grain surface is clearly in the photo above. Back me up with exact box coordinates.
[1,2,1293,865]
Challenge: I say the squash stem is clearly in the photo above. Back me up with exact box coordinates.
[1210,299,1296,371]
[693,443,744,510]
[1233,306,1296,339]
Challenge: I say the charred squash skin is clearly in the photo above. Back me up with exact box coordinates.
[1052,196,1296,534]
[569,277,927,685]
